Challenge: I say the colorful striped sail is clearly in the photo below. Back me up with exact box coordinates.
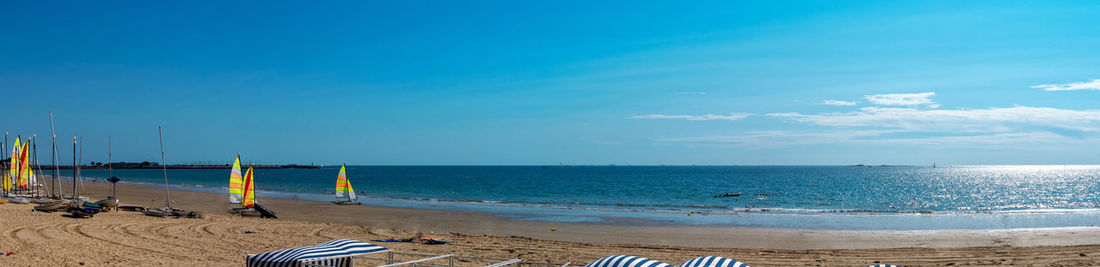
[9,137,20,185]
[242,167,255,208]
[229,155,243,204]
[335,164,357,201]
[17,138,29,189]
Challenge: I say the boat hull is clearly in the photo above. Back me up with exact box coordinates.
[254,204,277,218]
[7,197,29,204]
[95,198,120,210]
[33,200,71,212]
[332,200,361,205]
[229,207,262,217]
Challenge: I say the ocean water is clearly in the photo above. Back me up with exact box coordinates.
[65,165,1100,230]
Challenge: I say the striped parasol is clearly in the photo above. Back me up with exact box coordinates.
[586,255,671,267]
[246,239,388,267]
[678,256,747,267]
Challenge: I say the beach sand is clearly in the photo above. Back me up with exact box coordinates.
[1,182,1099,266]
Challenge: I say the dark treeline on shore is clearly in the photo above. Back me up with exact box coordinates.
[0,159,319,169]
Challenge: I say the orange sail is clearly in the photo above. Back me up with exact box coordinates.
[242,167,255,208]
[229,155,243,204]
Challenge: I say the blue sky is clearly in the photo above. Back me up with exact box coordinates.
[2,1,1099,165]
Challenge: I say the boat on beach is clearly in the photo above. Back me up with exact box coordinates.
[64,137,102,217]
[94,137,120,211]
[139,126,201,219]
[95,197,119,210]
[229,165,277,218]
[8,197,29,204]
[33,199,70,212]
[229,165,260,216]
[5,136,40,201]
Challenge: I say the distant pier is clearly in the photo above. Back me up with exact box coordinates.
[33,162,320,169]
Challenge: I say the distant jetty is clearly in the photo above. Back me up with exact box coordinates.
[31,161,320,169]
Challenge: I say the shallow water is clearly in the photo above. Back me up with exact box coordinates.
[59,165,1100,230]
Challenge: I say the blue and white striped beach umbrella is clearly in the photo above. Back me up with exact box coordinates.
[869,265,901,267]
[586,255,672,267]
[678,256,747,267]
[246,239,388,267]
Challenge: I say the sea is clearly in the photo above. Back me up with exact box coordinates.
[64,165,1100,230]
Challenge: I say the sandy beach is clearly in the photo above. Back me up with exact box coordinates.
[0,182,1099,266]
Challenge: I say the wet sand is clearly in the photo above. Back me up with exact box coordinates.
[0,181,1098,266]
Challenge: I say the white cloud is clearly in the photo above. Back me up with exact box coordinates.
[656,130,1087,149]
[863,132,1079,147]
[767,106,1100,132]
[1032,79,1100,91]
[823,100,858,106]
[674,91,707,96]
[864,92,935,106]
[643,90,1100,149]
[630,113,751,121]
[657,130,896,148]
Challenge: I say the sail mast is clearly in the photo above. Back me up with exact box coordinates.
[2,132,6,196]
[71,137,77,200]
[109,136,114,198]
[49,111,62,199]
[32,134,39,197]
[158,126,171,208]
[78,136,84,196]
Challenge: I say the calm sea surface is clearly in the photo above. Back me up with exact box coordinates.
[63,165,1100,230]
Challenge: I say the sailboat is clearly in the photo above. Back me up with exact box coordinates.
[229,165,277,218]
[64,137,102,218]
[29,135,51,204]
[141,126,200,218]
[94,136,119,210]
[7,137,30,203]
[332,164,360,205]
[34,113,73,212]
[18,137,30,193]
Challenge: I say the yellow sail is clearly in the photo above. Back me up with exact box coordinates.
[1,172,10,191]
[242,167,255,208]
[335,164,356,201]
[229,155,243,204]
[9,138,19,184]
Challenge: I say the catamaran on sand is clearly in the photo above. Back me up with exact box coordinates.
[228,154,277,218]
[140,126,200,218]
